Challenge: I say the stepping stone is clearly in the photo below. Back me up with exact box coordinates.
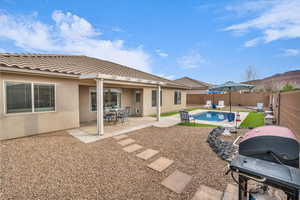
[113,134,128,140]
[123,144,143,153]
[147,157,174,172]
[161,170,192,194]
[118,138,135,146]
[191,185,223,200]
[136,149,159,160]
[223,184,238,200]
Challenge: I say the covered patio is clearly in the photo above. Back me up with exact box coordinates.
[71,73,165,141]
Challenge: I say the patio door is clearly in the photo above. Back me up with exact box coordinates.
[104,88,122,108]
[133,89,143,116]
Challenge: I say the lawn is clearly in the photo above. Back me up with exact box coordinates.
[240,112,265,128]
[178,122,218,127]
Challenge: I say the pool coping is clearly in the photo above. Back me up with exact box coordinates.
[189,109,249,127]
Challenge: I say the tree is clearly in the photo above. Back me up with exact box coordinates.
[281,82,294,92]
[244,65,258,81]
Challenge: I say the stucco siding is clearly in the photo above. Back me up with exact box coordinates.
[0,73,80,140]
[79,86,137,123]
[142,87,187,116]
[79,85,96,123]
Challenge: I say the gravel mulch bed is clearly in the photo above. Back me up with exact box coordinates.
[1,126,233,200]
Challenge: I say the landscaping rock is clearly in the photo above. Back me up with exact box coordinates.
[207,127,238,161]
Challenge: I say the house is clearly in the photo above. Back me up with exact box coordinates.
[174,77,212,94]
[0,53,188,140]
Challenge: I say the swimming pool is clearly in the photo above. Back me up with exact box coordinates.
[192,111,233,122]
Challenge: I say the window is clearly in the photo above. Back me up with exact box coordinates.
[135,90,141,103]
[90,88,97,112]
[90,88,122,111]
[174,90,181,105]
[6,82,32,113]
[5,81,55,114]
[152,90,157,107]
[151,90,162,107]
[34,84,55,112]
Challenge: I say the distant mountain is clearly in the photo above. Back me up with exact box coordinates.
[242,70,300,91]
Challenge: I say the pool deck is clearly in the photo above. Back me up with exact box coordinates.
[189,109,249,127]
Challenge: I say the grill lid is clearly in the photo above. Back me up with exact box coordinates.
[239,126,299,168]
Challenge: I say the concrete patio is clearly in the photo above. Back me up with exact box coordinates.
[68,108,249,143]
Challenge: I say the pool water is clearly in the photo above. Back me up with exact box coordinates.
[192,111,232,122]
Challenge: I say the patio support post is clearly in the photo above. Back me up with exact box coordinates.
[96,78,104,136]
[157,85,161,121]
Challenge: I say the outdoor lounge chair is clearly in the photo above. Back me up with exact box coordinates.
[256,103,264,112]
[204,100,212,108]
[216,100,225,109]
[179,110,195,123]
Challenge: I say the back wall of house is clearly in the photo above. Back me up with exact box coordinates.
[0,72,80,140]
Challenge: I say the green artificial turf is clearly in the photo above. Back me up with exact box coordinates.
[240,112,265,128]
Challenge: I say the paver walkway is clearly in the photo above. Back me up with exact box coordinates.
[113,134,128,140]
[161,170,192,194]
[147,157,174,172]
[123,144,143,153]
[118,138,135,146]
[222,184,238,200]
[136,149,159,160]
[191,185,223,200]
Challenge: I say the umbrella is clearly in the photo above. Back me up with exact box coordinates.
[209,81,254,112]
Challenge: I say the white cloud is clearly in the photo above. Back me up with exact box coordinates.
[225,0,300,46]
[283,49,299,56]
[244,38,262,47]
[111,26,124,32]
[177,51,206,69]
[155,49,168,57]
[0,10,151,72]
[156,73,174,80]
[0,48,6,53]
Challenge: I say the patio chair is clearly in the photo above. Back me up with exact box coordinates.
[125,106,131,116]
[216,100,225,109]
[104,112,116,124]
[256,103,264,112]
[117,109,127,123]
[204,100,212,108]
[179,110,195,124]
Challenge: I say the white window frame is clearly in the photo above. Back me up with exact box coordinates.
[89,87,122,112]
[174,90,182,105]
[3,80,57,115]
[151,89,162,107]
[89,87,97,112]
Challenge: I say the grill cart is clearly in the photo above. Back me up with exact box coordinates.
[228,126,300,200]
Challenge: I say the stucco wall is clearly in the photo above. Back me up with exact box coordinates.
[79,86,138,123]
[142,87,187,116]
[0,72,80,140]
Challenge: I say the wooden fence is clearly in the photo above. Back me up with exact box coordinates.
[187,92,270,107]
[271,90,300,140]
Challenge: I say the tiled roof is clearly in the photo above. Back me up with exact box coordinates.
[174,77,212,89]
[0,53,186,88]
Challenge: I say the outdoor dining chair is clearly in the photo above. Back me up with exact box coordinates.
[179,110,195,124]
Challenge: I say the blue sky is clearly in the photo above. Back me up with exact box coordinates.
[0,0,300,84]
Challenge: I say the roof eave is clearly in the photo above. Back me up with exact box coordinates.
[80,73,166,86]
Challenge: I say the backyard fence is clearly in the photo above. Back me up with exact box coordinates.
[187,92,270,107]
[271,90,300,140]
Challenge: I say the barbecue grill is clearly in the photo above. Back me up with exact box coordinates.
[228,126,300,200]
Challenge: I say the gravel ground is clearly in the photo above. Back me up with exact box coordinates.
[1,126,234,200]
